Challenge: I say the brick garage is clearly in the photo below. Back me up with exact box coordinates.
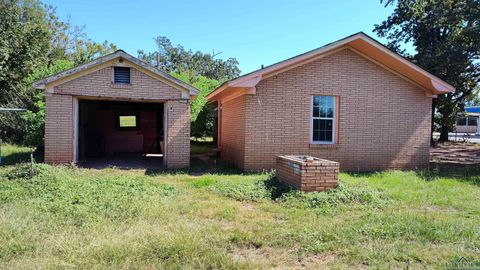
[34,50,197,169]
[207,33,455,172]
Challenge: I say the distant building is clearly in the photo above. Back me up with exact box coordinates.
[456,106,480,134]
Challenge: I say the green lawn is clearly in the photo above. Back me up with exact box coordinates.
[0,145,479,269]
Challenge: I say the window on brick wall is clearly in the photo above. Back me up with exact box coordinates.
[311,96,335,144]
[113,67,131,84]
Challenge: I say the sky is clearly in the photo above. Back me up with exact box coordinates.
[44,0,395,74]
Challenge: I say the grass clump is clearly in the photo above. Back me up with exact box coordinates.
[278,182,389,211]
[2,163,51,180]
[208,178,273,202]
[198,173,388,211]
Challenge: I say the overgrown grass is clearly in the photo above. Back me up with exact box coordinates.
[0,144,479,269]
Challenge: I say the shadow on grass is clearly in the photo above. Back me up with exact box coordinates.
[416,165,480,186]
[263,175,293,200]
[0,147,43,167]
[190,140,216,155]
[145,156,246,176]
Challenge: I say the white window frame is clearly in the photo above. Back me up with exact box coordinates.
[311,95,335,144]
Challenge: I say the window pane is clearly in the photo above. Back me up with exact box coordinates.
[320,97,327,117]
[323,119,333,131]
[327,96,334,117]
[467,116,477,126]
[313,106,319,117]
[319,131,326,141]
[325,130,333,142]
[319,119,326,130]
[326,107,334,118]
[320,107,327,117]
[313,96,320,107]
[313,130,319,141]
[313,119,319,130]
[119,115,137,127]
[314,119,333,142]
[457,117,467,126]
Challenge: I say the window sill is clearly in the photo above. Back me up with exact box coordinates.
[111,83,132,89]
[309,143,339,149]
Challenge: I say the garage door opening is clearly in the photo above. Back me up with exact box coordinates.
[78,100,165,169]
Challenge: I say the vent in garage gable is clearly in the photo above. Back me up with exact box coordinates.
[114,67,131,84]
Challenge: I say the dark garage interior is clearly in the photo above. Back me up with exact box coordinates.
[78,100,165,168]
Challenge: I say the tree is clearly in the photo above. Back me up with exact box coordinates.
[374,0,480,142]
[21,60,74,147]
[0,0,116,145]
[70,38,117,65]
[138,36,241,81]
[0,0,52,109]
[170,72,221,139]
[139,37,240,139]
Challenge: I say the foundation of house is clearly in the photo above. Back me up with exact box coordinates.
[276,155,339,192]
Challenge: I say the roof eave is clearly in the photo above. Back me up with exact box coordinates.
[32,50,200,97]
[206,32,456,102]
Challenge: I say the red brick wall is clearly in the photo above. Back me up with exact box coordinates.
[219,95,246,168]
[236,48,432,171]
[45,65,191,168]
[165,100,190,168]
[55,66,182,100]
[44,94,74,164]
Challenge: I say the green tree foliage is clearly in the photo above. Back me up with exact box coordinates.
[0,0,116,146]
[0,0,52,108]
[139,37,240,138]
[374,0,480,142]
[21,60,74,147]
[138,36,240,81]
[170,72,221,139]
[71,38,117,65]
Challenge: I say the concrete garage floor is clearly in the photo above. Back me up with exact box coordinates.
[79,153,164,170]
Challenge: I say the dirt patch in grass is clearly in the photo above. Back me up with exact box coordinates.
[292,253,338,269]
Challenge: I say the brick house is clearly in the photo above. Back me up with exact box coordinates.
[34,50,198,169]
[207,33,455,171]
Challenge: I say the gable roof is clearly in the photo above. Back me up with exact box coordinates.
[206,32,455,102]
[33,50,199,97]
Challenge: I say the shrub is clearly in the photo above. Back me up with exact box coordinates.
[3,163,50,180]
[278,182,389,211]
